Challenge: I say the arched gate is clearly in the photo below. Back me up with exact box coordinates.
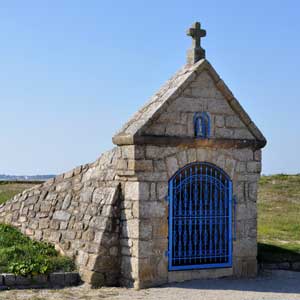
[168,162,232,270]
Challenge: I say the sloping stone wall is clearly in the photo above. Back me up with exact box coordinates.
[0,148,122,287]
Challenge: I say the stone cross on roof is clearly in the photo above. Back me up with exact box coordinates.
[186,22,206,64]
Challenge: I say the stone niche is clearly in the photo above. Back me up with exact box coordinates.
[0,56,266,289]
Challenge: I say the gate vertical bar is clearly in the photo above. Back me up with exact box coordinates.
[189,167,193,262]
[209,166,213,259]
[168,179,173,270]
[178,173,182,264]
[204,166,208,262]
[228,180,233,266]
[183,170,188,264]
[199,164,203,263]
[194,165,198,261]
[219,173,223,261]
[214,170,218,262]
[224,179,228,262]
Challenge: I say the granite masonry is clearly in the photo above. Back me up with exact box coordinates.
[0,22,266,289]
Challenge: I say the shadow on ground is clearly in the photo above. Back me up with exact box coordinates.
[163,270,300,294]
[258,243,300,263]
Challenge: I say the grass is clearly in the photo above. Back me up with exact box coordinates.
[0,181,38,205]
[0,182,75,276]
[0,223,75,275]
[258,174,300,263]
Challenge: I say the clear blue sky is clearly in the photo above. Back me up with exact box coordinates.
[0,0,299,175]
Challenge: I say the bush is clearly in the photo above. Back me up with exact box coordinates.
[0,224,75,276]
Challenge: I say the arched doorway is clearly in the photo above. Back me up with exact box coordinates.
[168,162,232,270]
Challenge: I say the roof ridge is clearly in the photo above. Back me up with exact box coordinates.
[113,59,266,147]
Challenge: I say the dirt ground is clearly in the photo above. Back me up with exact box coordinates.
[1,270,300,300]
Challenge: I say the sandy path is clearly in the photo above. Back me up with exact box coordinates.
[1,270,300,300]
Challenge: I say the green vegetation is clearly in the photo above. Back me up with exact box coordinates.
[0,181,38,205]
[0,224,75,276]
[258,174,300,263]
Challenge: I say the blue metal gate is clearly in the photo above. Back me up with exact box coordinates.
[168,162,232,271]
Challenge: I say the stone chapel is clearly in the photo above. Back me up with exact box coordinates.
[0,22,266,289]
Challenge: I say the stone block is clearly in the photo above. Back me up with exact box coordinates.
[31,274,48,285]
[129,160,153,172]
[117,159,128,170]
[233,149,254,162]
[49,272,65,286]
[153,160,166,172]
[122,219,139,239]
[146,146,163,159]
[121,256,138,278]
[236,162,246,173]
[65,230,76,240]
[55,181,71,192]
[233,129,254,139]
[3,274,16,286]
[139,202,167,219]
[125,182,139,201]
[53,210,71,222]
[50,231,62,242]
[121,145,135,159]
[14,275,33,286]
[207,98,233,114]
[176,151,188,168]
[139,240,153,258]
[156,182,168,201]
[215,115,225,127]
[187,148,197,163]
[80,187,95,203]
[140,222,153,240]
[152,220,168,239]
[39,218,49,229]
[248,182,258,201]
[144,123,166,135]
[247,161,262,173]
[236,202,257,220]
[64,170,74,179]
[166,156,179,177]
[254,150,262,161]
[165,124,187,136]
[62,194,72,210]
[225,116,244,128]
[196,148,208,162]
[64,272,80,286]
[234,238,257,257]
[215,127,233,138]
[18,216,27,223]
[89,216,107,230]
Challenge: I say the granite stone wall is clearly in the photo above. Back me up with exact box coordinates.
[116,144,261,288]
[0,148,122,287]
[143,70,255,140]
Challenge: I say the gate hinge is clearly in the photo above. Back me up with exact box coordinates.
[164,250,169,257]
[164,195,170,203]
